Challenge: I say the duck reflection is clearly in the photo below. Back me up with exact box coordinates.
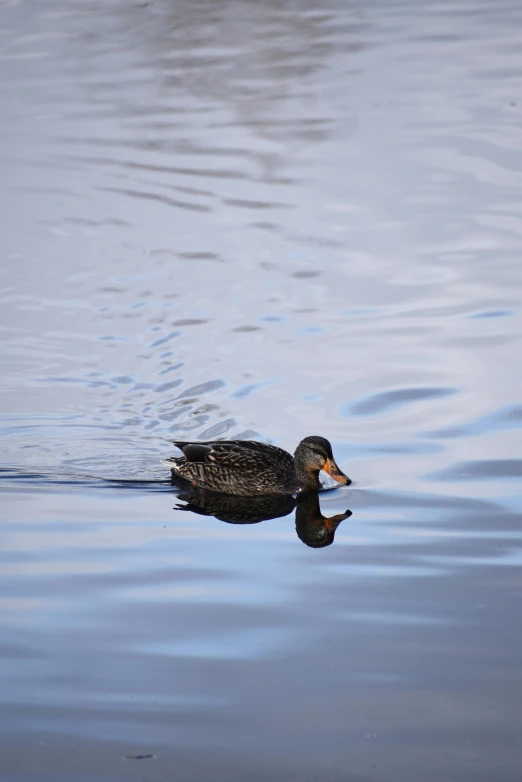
[295,491,351,548]
[174,487,351,548]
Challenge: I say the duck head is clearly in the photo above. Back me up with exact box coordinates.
[294,436,351,490]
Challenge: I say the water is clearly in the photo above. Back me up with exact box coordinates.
[1,0,521,779]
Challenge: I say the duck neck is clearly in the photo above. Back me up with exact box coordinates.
[294,451,321,490]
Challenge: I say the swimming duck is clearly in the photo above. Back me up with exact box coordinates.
[162,435,350,496]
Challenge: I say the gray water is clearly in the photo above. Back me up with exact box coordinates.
[1,0,522,779]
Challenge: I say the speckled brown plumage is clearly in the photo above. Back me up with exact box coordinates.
[162,436,350,496]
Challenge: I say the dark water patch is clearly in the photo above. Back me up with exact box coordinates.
[149,248,177,258]
[178,380,225,399]
[342,307,377,316]
[67,154,254,182]
[124,753,155,760]
[178,252,222,261]
[149,331,181,349]
[224,198,292,210]
[429,459,522,482]
[335,440,442,460]
[199,419,237,439]
[291,270,321,279]
[424,404,522,439]
[470,309,517,319]
[99,334,139,343]
[158,363,184,376]
[344,387,457,418]
[231,382,272,399]
[63,217,132,228]
[170,416,211,433]
[0,467,172,493]
[154,380,183,394]
[0,422,121,438]
[350,487,512,520]
[130,382,156,392]
[299,326,324,334]
[251,221,279,231]
[97,186,212,213]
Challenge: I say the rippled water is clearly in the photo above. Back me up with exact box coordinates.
[1,0,522,779]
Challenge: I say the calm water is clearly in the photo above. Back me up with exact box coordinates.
[1,0,522,779]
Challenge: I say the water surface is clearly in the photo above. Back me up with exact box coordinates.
[1,0,521,779]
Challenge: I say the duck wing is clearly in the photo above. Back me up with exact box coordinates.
[171,439,292,469]
[166,439,296,495]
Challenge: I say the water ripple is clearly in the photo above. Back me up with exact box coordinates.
[2,0,522,777]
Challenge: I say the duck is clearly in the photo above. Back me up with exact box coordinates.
[162,435,350,496]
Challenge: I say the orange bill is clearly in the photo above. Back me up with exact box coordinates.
[323,458,351,485]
